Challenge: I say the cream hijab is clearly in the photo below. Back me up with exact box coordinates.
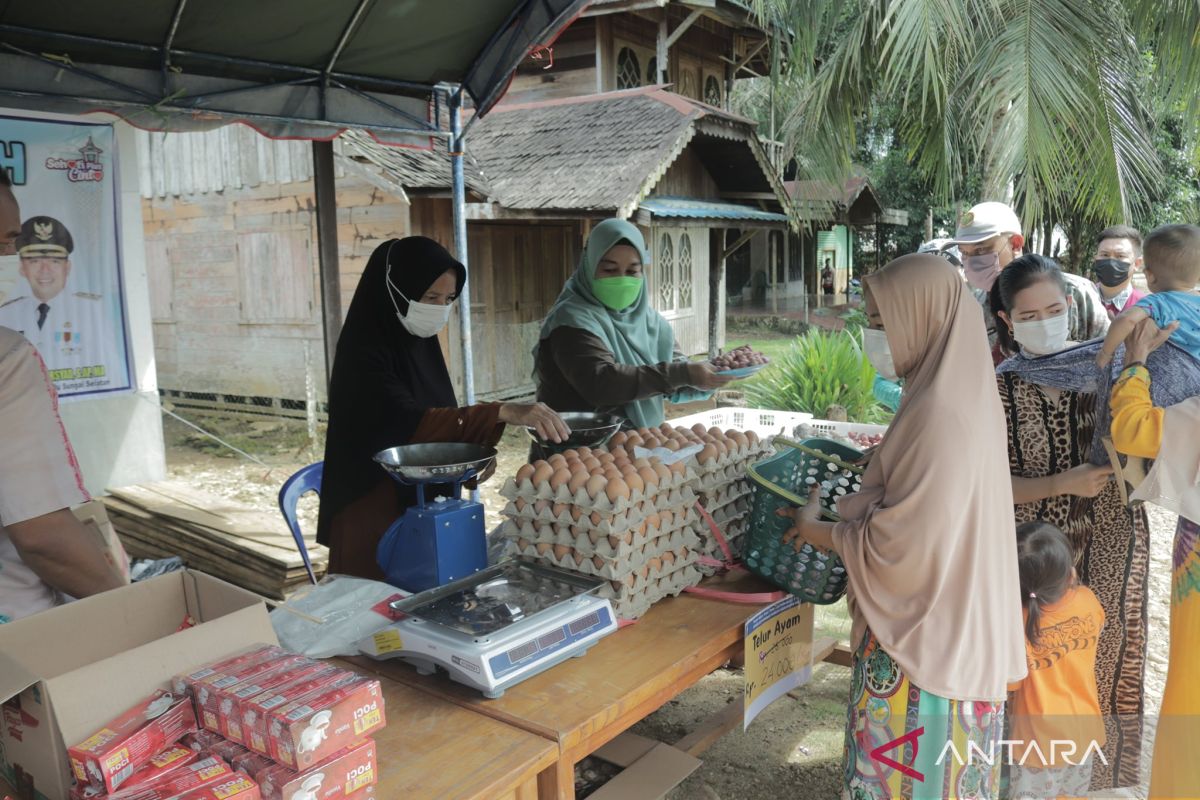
[832,254,1027,701]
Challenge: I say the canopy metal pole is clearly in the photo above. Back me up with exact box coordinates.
[313,140,342,386]
[450,91,476,406]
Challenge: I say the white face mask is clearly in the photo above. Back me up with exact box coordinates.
[385,245,454,338]
[1012,312,1069,355]
[862,328,898,381]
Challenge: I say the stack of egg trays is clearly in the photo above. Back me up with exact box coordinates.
[680,431,772,569]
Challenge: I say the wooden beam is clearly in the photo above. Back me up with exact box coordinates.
[595,15,613,93]
[581,0,666,17]
[312,141,341,387]
[665,9,704,49]
[721,39,766,73]
[823,642,854,668]
[657,15,668,84]
[722,229,757,260]
[720,191,780,201]
[333,153,409,204]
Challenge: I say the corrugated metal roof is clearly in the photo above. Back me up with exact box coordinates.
[640,196,788,223]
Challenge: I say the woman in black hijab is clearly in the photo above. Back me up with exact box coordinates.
[317,236,568,579]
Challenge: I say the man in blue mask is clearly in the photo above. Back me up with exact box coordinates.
[948,201,1108,360]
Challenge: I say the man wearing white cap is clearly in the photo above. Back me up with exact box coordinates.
[949,201,1108,358]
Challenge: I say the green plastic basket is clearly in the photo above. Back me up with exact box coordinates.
[743,437,863,604]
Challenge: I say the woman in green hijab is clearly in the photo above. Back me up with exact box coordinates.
[534,219,731,428]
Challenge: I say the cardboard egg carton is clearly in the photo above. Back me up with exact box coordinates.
[599,563,705,620]
[500,498,651,532]
[505,531,700,580]
[499,504,699,547]
[696,482,753,514]
[499,475,697,515]
[708,496,752,527]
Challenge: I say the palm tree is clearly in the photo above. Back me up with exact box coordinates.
[748,0,1198,233]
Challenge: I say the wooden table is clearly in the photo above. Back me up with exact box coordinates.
[339,661,557,800]
[351,572,779,800]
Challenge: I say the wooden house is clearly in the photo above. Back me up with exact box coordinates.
[138,0,795,409]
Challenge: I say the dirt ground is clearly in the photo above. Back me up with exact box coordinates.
[159,413,1174,800]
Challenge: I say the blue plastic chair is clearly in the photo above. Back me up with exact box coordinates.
[278,462,323,585]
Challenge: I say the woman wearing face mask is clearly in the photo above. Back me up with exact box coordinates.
[781,254,1026,799]
[990,254,1148,790]
[317,237,570,579]
[534,219,732,429]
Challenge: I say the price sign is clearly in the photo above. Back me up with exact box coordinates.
[743,596,813,729]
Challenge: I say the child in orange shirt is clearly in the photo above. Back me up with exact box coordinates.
[1007,521,1106,800]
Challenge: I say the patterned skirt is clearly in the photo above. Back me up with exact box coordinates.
[1150,516,1200,797]
[844,632,1006,800]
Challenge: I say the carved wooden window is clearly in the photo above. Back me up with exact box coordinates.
[617,47,642,90]
[704,75,722,107]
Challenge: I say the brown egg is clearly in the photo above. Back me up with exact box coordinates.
[624,573,637,587]
[659,509,674,528]
[624,472,645,494]
[531,462,554,487]
[583,457,603,472]
[516,537,530,550]
[549,469,572,491]
[562,449,580,461]
[619,462,637,476]
[647,556,662,572]
[592,555,606,570]
[516,464,535,483]
[632,457,652,470]
[573,550,588,566]
[697,444,717,464]
[585,474,607,500]
[610,580,623,592]
[691,423,708,436]
[608,534,622,550]
[639,565,651,579]
[711,440,728,458]
[570,506,585,522]
[610,431,628,448]
[728,431,748,451]
[622,529,634,544]
[637,467,659,490]
[552,502,569,517]
[576,446,593,458]
[636,520,649,537]
[679,546,691,559]
[514,497,528,512]
[746,430,760,446]
[598,452,615,464]
[533,499,551,514]
[669,461,687,475]
[662,550,676,566]
[552,543,571,559]
[590,511,604,526]
[606,477,630,504]
[645,512,662,530]
[568,459,589,473]
[548,454,567,469]
[653,463,672,484]
[626,433,644,448]
[568,471,591,494]
[535,542,552,555]
[664,439,680,451]
[660,423,674,435]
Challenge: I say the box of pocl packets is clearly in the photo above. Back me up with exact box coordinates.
[267,677,386,769]
[67,691,198,794]
[104,756,233,800]
[220,659,330,744]
[204,653,309,739]
[243,668,348,757]
[257,739,377,800]
[173,773,261,800]
[68,745,203,799]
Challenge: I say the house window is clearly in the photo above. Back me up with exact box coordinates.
[657,233,675,310]
[237,229,314,323]
[617,47,642,90]
[654,228,695,316]
[704,75,722,107]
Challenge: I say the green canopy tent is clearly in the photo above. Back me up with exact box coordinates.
[0,0,589,399]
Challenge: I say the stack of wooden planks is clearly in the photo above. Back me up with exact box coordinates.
[103,481,328,599]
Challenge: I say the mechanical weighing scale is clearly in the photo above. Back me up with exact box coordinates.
[373,442,498,593]
[360,558,618,698]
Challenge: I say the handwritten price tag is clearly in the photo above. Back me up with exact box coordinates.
[743,597,814,729]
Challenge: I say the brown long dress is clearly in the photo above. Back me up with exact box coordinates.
[998,372,1149,789]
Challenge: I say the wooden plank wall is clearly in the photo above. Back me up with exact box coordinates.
[142,176,409,401]
[506,18,599,103]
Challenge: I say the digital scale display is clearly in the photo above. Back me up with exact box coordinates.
[490,606,614,680]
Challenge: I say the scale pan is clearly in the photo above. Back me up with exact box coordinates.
[373,443,497,484]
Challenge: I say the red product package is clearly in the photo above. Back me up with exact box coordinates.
[218,658,322,743]
[173,774,261,800]
[258,740,377,800]
[106,757,233,800]
[173,645,281,697]
[243,667,346,756]
[196,653,305,733]
[267,678,386,769]
[68,691,199,794]
[230,750,274,779]
[181,730,226,752]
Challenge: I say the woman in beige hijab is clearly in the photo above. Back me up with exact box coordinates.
[780,254,1026,799]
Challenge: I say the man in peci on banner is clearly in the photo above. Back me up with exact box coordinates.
[0,215,114,385]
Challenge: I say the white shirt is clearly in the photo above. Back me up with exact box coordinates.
[0,327,90,623]
[0,289,120,391]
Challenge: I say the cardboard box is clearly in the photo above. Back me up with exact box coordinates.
[586,733,701,800]
[258,740,376,800]
[0,570,276,800]
[72,501,130,583]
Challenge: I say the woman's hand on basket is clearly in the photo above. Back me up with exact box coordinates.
[776,487,832,552]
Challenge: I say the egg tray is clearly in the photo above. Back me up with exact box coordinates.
[692,518,749,559]
[499,479,699,516]
[500,498,653,533]
[501,499,696,538]
[696,482,753,515]
[499,508,700,558]
[706,497,752,528]
[599,563,705,620]
[504,538,699,584]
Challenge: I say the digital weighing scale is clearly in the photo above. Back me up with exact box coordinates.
[360,559,618,698]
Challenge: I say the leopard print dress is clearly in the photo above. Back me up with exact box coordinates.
[998,372,1149,790]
